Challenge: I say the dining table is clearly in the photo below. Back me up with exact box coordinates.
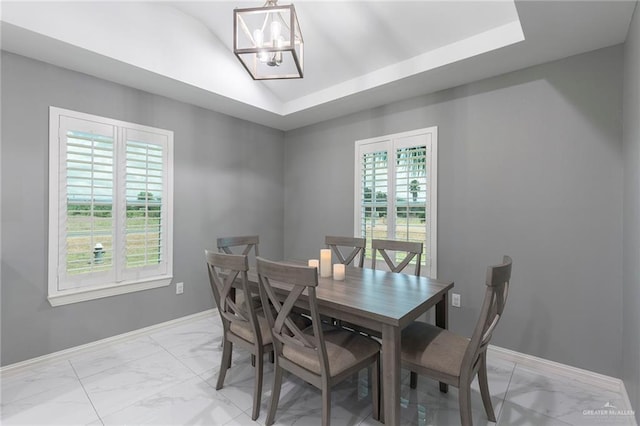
[243,260,454,426]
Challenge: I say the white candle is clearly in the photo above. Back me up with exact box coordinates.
[333,263,346,281]
[308,259,319,270]
[320,249,332,278]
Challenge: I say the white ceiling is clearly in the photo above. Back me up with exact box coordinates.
[170,1,521,102]
[0,1,636,130]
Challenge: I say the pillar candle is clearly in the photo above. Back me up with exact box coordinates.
[320,249,332,277]
[333,264,346,281]
[308,259,319,270]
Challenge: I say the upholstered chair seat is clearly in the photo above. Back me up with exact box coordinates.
[401,322,469,382]
[229,312,273,345]
[283,327,380,376]
[230,310,311,345]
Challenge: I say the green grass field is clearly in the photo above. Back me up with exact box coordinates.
[66,212,162,275]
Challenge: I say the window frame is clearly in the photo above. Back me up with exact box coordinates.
[48,107,174,306]
[354,127,438,278]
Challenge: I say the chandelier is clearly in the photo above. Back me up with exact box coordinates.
[233,0,304,80]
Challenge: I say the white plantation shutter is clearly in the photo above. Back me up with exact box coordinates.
[121,128,169,281]
[354,128,437,278]
[58,117,117,289]
[358,141,390,262]
[49,107,173,306]
[394,140,432,274]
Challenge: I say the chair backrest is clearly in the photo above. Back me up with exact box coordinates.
[462,256,512,376]
[371,239,423,276]
[206,250,264,346]
[325,236,366,268]
[217,235,260,268]
[256,257,330,378]
[217,235,260,256]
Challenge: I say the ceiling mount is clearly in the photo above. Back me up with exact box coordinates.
[233,0,304,80]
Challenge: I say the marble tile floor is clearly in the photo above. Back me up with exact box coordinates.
[1,312,636,426]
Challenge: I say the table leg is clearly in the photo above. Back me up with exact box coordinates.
[435,292,449,393]
[382,324,400,425]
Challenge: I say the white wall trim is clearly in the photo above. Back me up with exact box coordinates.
[488,345,630,395]
[0,309,216,376]
[47,277,173,306]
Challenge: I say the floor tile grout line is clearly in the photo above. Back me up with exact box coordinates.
[68,359,104,425]
[86,368,200,423]
[502,361,615,426]
[76,344,200,422]
[494,358,517,425]
[68,337,166,381]
[145,328,260,418]
[70,341,169,382]
[0,360,89,408]
[153,335,204,377]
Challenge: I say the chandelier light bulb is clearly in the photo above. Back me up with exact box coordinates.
[253,29,264,47]
[270,20,282,42]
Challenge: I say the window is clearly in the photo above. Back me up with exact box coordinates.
[48,107,173,306]
[354,127,437,277]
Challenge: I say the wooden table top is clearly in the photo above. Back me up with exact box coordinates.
[246,261,453,329]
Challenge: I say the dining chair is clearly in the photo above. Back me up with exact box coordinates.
[325,236,366,268]
[205,250,270,421]
[256,257,381,426]
[216,235,262,308]
[371,238,423,276]
[401,255,513,426]
[217,235,260,257]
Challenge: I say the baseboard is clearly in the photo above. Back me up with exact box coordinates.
[488,345,627,393]
[0,309,217,376]
[489,345,636,423]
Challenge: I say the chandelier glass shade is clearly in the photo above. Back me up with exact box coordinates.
[233,1,304,80]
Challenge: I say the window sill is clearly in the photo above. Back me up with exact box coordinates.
[47,277,172,307]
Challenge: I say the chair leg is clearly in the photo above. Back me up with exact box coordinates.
[216,339,232,390]
[372,356,380,421]
[251,350,264,421]
[321,380,331,426]
[410,371,418,389]
[379,366,384,423]
[459,383,473,426]
[266,362,283,426]
[227,341,233,368]
[478,353,496,422]
[269,351,275,363]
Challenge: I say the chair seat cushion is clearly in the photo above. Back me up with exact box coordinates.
[282,328,380,377]
[401,322,469,380]
[230,311,311,346]
[229,313,273,345]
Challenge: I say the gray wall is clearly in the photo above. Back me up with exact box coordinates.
[623,2,640,421]
[0,52,285,365]
[0,42,631,382]
[284,46,624,377]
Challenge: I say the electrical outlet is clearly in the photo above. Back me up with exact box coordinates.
[452,293,461,308]
[176,282,184,295]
